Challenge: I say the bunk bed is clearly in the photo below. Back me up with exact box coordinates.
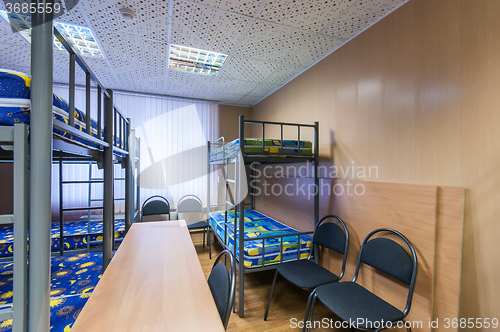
[0,12,139,332]
[207,115,319,317]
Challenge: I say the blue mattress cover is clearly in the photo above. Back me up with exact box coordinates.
[209,209,312,268]
[0,68,121,149]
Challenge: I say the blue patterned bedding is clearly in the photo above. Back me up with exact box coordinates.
[209,209,312,268]
[0,68,120,149]
[210,138,313,162]
[0,218,125,257]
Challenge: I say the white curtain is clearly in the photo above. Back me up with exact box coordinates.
[53,86,219,213]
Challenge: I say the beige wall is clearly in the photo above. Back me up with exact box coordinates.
[251,0,500,327]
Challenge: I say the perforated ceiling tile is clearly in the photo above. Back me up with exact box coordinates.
[57,7,89,26]
[0,19,29,46]
[220,56,279,82]
[205,91,244,104]
[167,69,216,90]
[187,0,264,16]
[325,0,405,39]
[237,94,262,106]
[210,76,259,95]
[81,0,170,40]
[165,85,209,100]
[0,44,31,71]
[288,34,344,67]
[171,1,250,55]
[246,82,281,97]
[235,21,311,62]
[95,30,167,68]
[263,64,306,86]
[258,0,354,32]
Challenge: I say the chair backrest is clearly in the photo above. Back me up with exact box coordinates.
[141,195,170,221]
[177,194,203,220]
[310,215,349,279]
[208,250,236,330]
[353,228,418,316]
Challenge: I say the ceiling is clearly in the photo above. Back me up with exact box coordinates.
[0,0,408,106]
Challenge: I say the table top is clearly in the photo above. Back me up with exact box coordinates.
[70,219,225,332]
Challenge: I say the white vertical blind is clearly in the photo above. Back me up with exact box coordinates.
[52,86,219,214]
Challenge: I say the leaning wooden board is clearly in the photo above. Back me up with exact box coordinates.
[70,219,225,332]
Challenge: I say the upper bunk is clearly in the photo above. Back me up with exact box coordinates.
[209,115,318,165]
[0,19,131,162]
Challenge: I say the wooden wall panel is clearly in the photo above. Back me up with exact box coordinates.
[433,187,464,330]
[254,178,437,331]
[249,0,500,328]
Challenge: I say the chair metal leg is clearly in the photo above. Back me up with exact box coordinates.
[306,293,317,332]
[208,227,211,259]
[302,291,316,332]
[263,269,279,321]
[203,228,206,248]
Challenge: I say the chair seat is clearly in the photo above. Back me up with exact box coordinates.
[276,259,339,289]
[187,220,209,229]
[315,282,405,329]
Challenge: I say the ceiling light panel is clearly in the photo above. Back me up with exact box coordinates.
[220,56,279,82]
[187,0,265,16]
[235,21,312,62]
[80,0,169,40]
[171,1,249,55]
[168,44,227,76]
[258,0,355,33]
[95,30,167,68]
[325,0,405,39]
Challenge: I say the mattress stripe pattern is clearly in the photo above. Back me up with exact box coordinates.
[209,210,312,268]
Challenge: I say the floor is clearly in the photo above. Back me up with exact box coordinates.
[196,241,348,332]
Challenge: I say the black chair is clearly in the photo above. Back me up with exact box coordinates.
[302,228,418,332]
[264,215,349,321]
[177,194,211,258]
[141,195,170,222]
[208,250,236,330]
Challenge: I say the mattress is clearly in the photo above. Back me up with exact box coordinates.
[210,138,312,162]
[0,68,121,149]
[0,218,125,257]
[209,209,312,268]
[0,252,103,330]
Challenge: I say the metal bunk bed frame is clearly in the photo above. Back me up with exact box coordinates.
[207,115,319,317]
[0,7,138,332]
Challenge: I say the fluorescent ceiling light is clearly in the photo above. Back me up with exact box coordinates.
[169,44,227,76]
[0,10,103,58]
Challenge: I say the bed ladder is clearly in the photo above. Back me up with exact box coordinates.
[0,124,29,332]
[88,163,126,249]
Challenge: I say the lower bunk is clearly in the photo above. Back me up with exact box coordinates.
[0,218,125,257]
[209,209,313,268]
[0,252,105,331]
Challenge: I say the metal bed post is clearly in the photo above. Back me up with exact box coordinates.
[97,86,102,140]
[207,141,211,257]
[125,118,132,233]
[59,158,64,256]
[103,90,115,271]
[238,115,245,317]
[86,72,91,134]
[87,161,93,253]
[69,53,75,127]
[313,122,320,264]
[29,2,53,331]
[11,123,29,332]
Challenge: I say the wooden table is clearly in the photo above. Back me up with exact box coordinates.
[70,220,225,332]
